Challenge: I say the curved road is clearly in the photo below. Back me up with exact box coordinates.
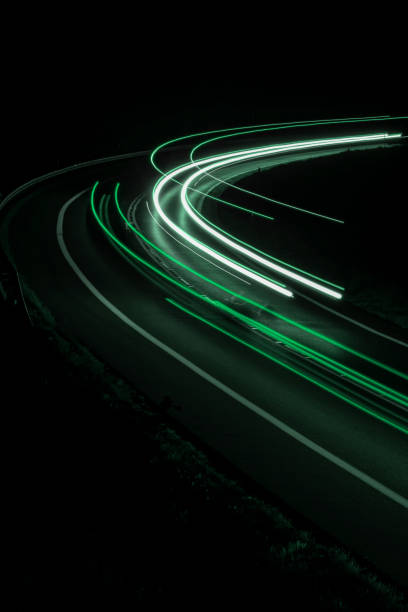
[2,118,407,588]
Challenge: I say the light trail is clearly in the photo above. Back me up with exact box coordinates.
[149,116,406,299]
[189,194,345,292]
[88,182,408,433]
[5,111,405,440]
[17,118,407,587]
[77,116,408,436]
[166,298,408,434]
[187,156,345,292]
[152,161,294,298]
[151,114,398,174]
[56,191,408,510]
[144,201,251,285]
[140,202,406,403]
[154,132,401,300]
[201,298,408,410]
[189,181,277,222]
[111,183,408,385]
[187,117,407,223]
[182,147,347,292]
[187,115,405,164]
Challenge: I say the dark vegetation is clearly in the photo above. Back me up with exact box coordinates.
[2,250,407,607]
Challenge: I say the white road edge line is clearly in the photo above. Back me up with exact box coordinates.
[57,191,408,511]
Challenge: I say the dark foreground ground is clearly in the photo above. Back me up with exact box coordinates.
[3,250,407,608]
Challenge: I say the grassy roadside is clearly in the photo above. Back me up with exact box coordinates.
[2,265,406,608]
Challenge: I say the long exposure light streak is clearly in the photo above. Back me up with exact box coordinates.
[88,180,408,434]
[188,197,345,291]
[151,115,397,174]
[150,116,406,297]
[153,132,401,299]
[166,298,408,435]
[111,183,408,385]
[152,161,294,298]
[187,118,407,222]
[85,115,408,437]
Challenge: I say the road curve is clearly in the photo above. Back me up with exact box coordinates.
[2,116,407,588]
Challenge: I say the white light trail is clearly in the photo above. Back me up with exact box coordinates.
[153,133,402,299]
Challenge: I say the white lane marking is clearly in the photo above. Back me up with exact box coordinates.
[1,150,150,214]
[16,270,34,326]
[297,290,408,349]
[144,201,251,285]
[57,191,408,511]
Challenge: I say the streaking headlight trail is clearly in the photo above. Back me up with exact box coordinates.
[90,115,407,434]
[153,132,401,299]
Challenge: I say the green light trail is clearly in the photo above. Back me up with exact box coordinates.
[187,157,345,291]
[189,193,345,292]
[187,117,407,224]
[190,162,345,224]
[152,156,294,297]
[181,143,347,294]
[190,184,277,222]
[145,196,288,289]
[150,116,406,298]
[188,116,405,165]
[150,117,397,226]
[88,116,408,437]
[150,115,395,173]
[107,183,408,384]
[203,298,408,409]
[153,132,401,299]
[166,298,408,435]
[89,183,408,434]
